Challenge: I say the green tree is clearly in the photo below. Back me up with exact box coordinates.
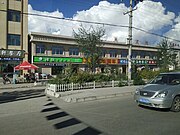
[157,39,178,70]
[73,25,105,73]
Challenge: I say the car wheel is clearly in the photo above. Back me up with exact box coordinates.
[170,96,180,112]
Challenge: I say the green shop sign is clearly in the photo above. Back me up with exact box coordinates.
[33,56,83,63]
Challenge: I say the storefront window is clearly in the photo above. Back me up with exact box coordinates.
[36,44,45,54]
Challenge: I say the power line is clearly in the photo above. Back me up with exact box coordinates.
[1,9,180,43]
[26,12,180,43]
[132,27,180,43]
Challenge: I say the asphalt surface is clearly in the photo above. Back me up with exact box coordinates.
[0,93,179,135]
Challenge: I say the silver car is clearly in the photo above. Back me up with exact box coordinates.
[134,72,180,112]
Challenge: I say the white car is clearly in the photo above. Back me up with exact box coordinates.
[134,72,180,112]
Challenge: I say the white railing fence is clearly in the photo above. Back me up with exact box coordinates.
[46,80,122,93]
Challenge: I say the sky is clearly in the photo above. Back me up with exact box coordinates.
[28,0,180,45]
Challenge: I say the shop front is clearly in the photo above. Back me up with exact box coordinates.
[119,59,157,72]
[32,56,83,75]
[32,56,157,75]
[0,49,25,76]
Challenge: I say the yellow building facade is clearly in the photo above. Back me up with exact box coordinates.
[0,0,28,75]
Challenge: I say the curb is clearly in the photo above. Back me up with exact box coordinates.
[62,91,135,103]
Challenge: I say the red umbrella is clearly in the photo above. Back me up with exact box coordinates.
[14,61,38,70]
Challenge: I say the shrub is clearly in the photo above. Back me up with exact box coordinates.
[133,74,145,85]
[139,69,159,80]
[48,77,66,84]
[48,71,128,85]
[118,80,127,87]
[94,73,110,82]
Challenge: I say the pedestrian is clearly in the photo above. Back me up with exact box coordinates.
[35,72,39,82]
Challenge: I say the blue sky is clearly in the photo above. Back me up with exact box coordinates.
[29,0,120,18]
[29,0,179,18]
[28,0,180,45]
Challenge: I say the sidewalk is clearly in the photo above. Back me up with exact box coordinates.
[0,77,46,92]
[53,86,140,103]
[0,82,46,94]
[0,82,46,103]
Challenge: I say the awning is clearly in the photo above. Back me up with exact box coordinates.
[14,61,38,70]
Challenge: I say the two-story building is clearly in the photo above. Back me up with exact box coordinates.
[28,32,163,75]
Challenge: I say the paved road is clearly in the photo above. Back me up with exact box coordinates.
[0,93,180,135]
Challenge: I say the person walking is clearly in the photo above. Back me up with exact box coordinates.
[35,72,39,82]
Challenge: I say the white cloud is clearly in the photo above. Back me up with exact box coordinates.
[28,1,178,45]
[28,4,74,36]
[164,15,180,43]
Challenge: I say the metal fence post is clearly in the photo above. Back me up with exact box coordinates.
[93,81,95,90]
[72,82,73,91]
[112,80,114,87]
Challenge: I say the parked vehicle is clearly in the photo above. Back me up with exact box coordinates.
[134,72,180,112]
[40,73,53,79]
[2,73,12,84]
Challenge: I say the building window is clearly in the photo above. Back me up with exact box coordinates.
[140,51,146,58]
[52,46,64,55]
[7,34,20,46]
[121,50,128,58]
[36,44,45,54]
[69,48,79,56]
[132,51,138,58]
[8,10,21,22]
[148,52,157,59]
[101,50,106,57]
[109,50,117,58]
[153,53,157,60]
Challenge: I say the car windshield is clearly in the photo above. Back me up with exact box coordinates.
[150,74,180,85]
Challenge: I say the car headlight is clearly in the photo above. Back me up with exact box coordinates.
[135,88,141,94]
[155,91,168,98]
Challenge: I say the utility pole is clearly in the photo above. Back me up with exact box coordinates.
[128,0,133,85]
[124,0,143,85]
[124,0,133,85]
